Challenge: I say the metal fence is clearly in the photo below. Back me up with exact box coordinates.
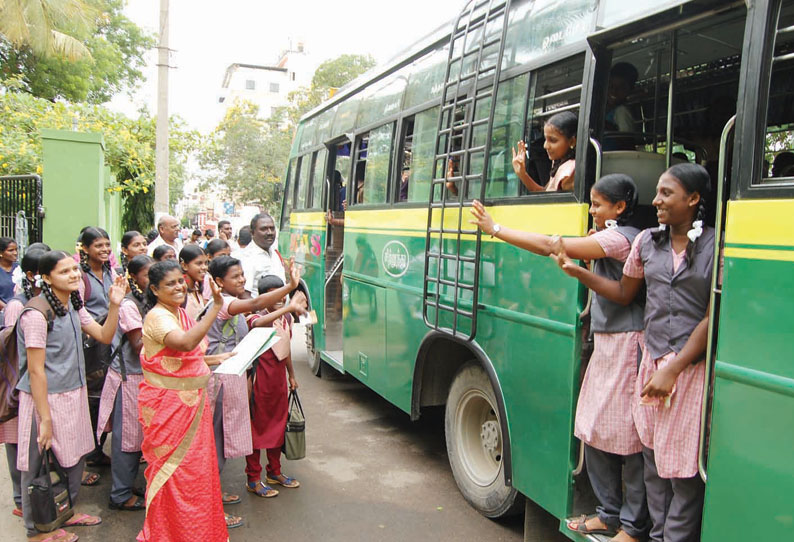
[0,175,43,254]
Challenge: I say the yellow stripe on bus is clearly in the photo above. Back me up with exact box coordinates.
[723,247,794,262]
[341,203,589,237]
[725,199,794,247]
[290,211,326,227]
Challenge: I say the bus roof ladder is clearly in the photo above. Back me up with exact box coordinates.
[422,0,511,341]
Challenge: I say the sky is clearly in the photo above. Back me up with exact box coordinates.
[110,0,465,132]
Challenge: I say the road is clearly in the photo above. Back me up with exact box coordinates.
[0,325,538,541]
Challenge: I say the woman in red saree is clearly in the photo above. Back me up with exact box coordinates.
[137,260,232,542]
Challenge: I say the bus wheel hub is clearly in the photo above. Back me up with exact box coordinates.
[480,420,500,456]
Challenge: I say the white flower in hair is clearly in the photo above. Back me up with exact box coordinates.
[687,220,704,243]
[604,219,618,230]
[34,274,43,288]
[658,224,667,231]
[11,266,24,287]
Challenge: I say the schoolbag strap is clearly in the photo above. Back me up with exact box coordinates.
[108,335,128,382]
[81,270,92,302]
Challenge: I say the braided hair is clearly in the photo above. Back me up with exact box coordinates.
[145,260,182,313]
[19,248,47,300]
[592,174,638,226]
[39,251,84,317]
[650,163,711,260]
[119,231,143,274]
[127,254,154,307]
[179,244,206,295]
[79,227,112,275]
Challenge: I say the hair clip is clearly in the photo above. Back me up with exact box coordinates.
[687,220,703,243]
[604,219,618,230]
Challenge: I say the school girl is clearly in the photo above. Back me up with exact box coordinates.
[151,245,176,262]
[117,231,148,275]
[512,110,578,192]
[245,274,306,493]
[471,174,648,541]
[78,227,117,469]
[557,163,713,542]
[96,255,153,511]
[203,256,301,518]
[2,248,46,518]
[201,239,231,301]
[179,245,208,320]
[16,251,126,542]
[0,237,19,309]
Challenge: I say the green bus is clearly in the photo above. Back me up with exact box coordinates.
[278,1,794,540]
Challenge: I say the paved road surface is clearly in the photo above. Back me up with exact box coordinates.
[0,325,543,541]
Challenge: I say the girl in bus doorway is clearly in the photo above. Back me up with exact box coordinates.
[556,163,713,542]
[470,174,649,542]
[512,110,577,192]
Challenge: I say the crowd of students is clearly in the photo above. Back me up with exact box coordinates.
[0,213,307,542]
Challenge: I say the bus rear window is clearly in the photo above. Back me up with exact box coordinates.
[757,2,794,186]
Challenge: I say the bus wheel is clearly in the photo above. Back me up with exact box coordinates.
[445,362,521,518]
[304,324,322,377]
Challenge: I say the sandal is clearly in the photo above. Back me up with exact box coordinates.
[266,475,300,488]
[222,492,241,505]
[108,496,145,511]
[224,513,243,529]
[64,513,102,527]
[566,514,617,536]
[27,529,78,542]
[80,472,100,486]
[245,480,279,498]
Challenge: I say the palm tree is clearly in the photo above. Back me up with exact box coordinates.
[0,0,95,60]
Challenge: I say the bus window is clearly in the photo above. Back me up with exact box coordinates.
[280,159,295,230]
[487,73,529,199]
[757,2,794,186]
[308,148,327,209]
[362,123,395,204]
[295,155,311,209]
[517,55,584,194]
[398,107,438,203]
[351,134,368,206]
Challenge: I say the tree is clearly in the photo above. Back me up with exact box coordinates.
[0,0,93,60]
[1,0,154,103]
[199,100,289,216]
[0,85,201,233]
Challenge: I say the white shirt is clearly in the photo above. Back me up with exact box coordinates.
[239,241,286,296]
[147,235,184,257]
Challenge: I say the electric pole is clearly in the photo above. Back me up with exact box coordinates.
[154,0,170,217]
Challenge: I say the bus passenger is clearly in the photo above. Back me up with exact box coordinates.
[606,62,639,133]
[771,151,794,177]
[512,111,577,192]
[470,174,648,542]
[555,163,713,542]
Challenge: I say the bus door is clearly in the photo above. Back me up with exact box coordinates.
[321,138,351,366]
[700,2,794,540]
[424,0,510,340]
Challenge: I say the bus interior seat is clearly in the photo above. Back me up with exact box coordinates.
[601,150,686,229]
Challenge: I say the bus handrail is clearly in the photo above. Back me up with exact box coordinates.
[589,137,603,181]
[698,114,735,483]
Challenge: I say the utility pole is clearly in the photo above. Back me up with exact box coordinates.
[154,0,170,218]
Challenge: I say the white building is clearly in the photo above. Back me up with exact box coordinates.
[218,41,317,120]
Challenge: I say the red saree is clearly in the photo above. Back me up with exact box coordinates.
[137,308,227,542]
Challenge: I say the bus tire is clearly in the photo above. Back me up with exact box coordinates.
[445,362,521,518]
[304,324,322,377]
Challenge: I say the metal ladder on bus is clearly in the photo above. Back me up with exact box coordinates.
[422,0,511,341]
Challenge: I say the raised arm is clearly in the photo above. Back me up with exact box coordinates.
[164,279,223,352]
[512,141,545,192]
[250,291,307,328]
[228,260,302,316]
[81,275,127,344]
[553,253,643,305]
[470,200,607,260]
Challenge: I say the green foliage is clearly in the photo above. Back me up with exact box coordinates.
[0,0,154,103]
[0,85,200,232]
[0,0,93,60]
